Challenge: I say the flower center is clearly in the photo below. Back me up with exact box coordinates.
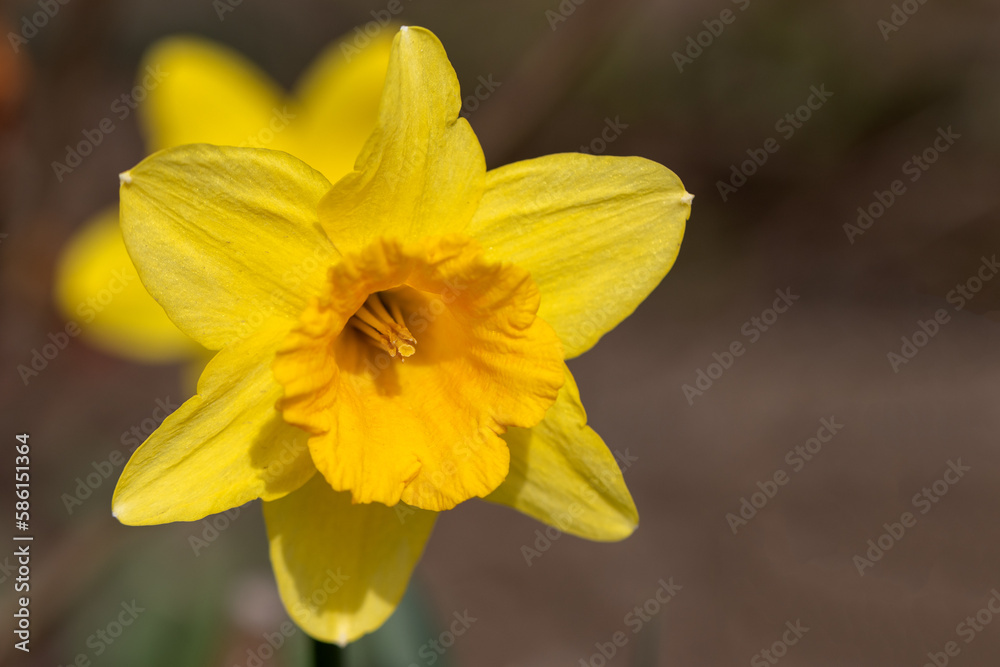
[347,292,417,360]
[273,235,565,511]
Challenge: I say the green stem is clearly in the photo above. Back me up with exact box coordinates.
[313,637,344,667]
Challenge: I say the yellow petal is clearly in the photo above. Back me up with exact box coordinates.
[54,207,203,362]
[486,365,638,541]
[272,236,565,512]
[119,144,338,350]
[264,475,436,646]
[289,29,394,181]
[139,37,284,151]
[468,154,691,358]
[113,320,314,525]
[318,26,485,252]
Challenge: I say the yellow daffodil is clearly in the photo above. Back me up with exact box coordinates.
[113,26,691,645]
[55,29,394,366]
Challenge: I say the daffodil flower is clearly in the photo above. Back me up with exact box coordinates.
[113,26,691,645]
[55,30,394,368]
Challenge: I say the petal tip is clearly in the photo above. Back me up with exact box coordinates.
[111,488,139,525]
[605,514,639,542]
[110,499,128,523]
[119,170,133,185]
[681,191,694,205]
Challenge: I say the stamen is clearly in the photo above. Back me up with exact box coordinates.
[365,293,395,326]
[353,302,391,336]
[388,299,406,329]
[347,292,417,359]
[347,318,396,355]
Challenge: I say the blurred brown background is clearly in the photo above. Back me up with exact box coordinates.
[2,0,1000,665]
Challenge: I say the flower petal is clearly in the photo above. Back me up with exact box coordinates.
[318,26,485,252]
[290,29,394,181]
[139,37,284,151]
[112,321,315,525]
[119,144,338,350]
[264,475,436,646]
[486,365,638,541]
[468,153,691,358]
[54,207,203,362]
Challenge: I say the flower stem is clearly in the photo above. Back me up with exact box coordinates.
[313,637,344,666]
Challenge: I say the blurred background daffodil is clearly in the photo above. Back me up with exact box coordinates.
[54,29,394,380]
